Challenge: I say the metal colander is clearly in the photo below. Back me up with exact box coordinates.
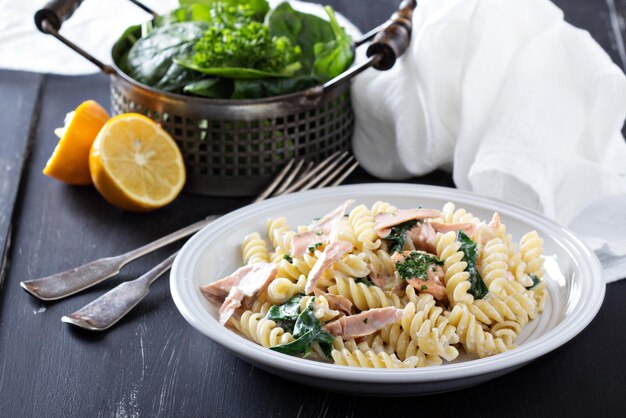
[35,0,416,196]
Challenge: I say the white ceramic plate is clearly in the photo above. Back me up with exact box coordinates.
[170,184,605,395]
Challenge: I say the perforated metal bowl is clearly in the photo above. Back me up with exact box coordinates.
[109,73,353,195]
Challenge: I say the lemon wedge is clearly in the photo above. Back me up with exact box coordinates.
[43,100,110,185]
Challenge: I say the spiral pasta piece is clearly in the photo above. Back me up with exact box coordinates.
[235,310,294,348]
[479,237,509,288]
[267,217,291,249]
[447,303,511,357]
[440,202,481,224]
[242,232,270,265]
[327,277,402,311]
[401,300,458,361]
[267,275,306,305]
[331,348,419,368]
[371,201,397,215]
[330,252,370,280]
[468,288,536,328]
[520,231,544,278]
[435,231,473,305]
[328,218,359,248]
[348,204,381,251]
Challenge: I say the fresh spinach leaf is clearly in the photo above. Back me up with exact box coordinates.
[312,6,354,81]
[266,3,335,75]
[526,274,541,290]
[182,78,233,98]
[457,231,489,299]
[175,58,300,79]
[231,74,318,99]
[178,0,270,21]
[385,219,418,253]
[124,22,208,90]
[395,251,443,281]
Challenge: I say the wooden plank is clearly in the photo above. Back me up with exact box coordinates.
[0,71,43,295]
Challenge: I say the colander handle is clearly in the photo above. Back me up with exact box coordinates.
[321,0,417,93]
[34,0,157,75]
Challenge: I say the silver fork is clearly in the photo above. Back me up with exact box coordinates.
[21,151,357,302]
[50,152,357,330]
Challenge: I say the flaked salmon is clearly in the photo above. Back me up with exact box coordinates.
[323,307,403,339]
[305,240,353,294]
[201,263,277,325]
[291,200,354,257]
[374,208,441,231]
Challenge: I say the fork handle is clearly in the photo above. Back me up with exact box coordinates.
[20,216,219,301]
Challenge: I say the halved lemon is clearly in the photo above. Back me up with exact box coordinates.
[43,100,110,185]
[89,113,186,212]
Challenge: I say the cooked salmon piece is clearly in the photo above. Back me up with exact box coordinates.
[374,208,441,231]
[291,200,354,257]
[406,222,437,253]
[201,263,277,325]
[200,265,254,303]
[305,240,353,294]
[323,307,403,339]
[429,221,476,236]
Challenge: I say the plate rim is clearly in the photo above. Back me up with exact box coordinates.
[170,183,605,383]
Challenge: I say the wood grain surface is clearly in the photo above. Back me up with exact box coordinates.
[0,1,625,417]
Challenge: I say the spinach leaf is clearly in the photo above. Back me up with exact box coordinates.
[395,251,443,281]
[355,277,374,287]
[178,0,270,21]
[125,22,208,90]
[385,219,418,253]
[175,58,300,79]
[266,2,335,75]
[231,74,318,99]
[316,329,335,358]
[182,78,233,98]
[266,294,304,322]
[312,6,354,81]
[457,231,489,299]
[269,298,334,358]
[526,274,542,290]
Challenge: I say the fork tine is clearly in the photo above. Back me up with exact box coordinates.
[253,159,296,203]
[315,156,357,189]
[329,161,359,187]
[274,159,306,196]
[281,151,346,195]
[294,152,352,193]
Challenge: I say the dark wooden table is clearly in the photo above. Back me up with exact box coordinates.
[1,1,625,417]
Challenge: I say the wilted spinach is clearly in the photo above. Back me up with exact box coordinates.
[123,22,208,91]
[384,219,418,253]
[457,231,489,299]
[526,274,541,290]
[268,295,334,357]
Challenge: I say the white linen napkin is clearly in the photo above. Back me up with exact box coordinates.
[352,0,626,283]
